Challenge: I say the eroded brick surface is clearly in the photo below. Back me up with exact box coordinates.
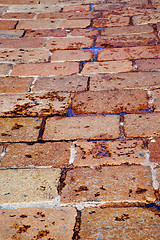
[0,77,33,93]
[152,89,160,112]
[0,30,24,38]
[148,138,160,163]
[135,59,160,71]
[17,19,59,30]
[93,15,130,27]
[0,63,13,76]
[0,38,46,48]
[24,29,68,37]
[133,13,160,25]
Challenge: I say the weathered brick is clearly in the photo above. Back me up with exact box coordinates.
[0,92,70,116]
[107,0,149,4]
[70,28,99,37]
[0,168,61,203]
[0,207,76,240]
[41,0,111,4]
[0,30,24,38]
[93,16,130,28]
[32,75,88,92]
[81,60,132,74]
[46,37,93,50]
[96,34,158,48]
[11,62,79,76]
[61,165,155,203]
[72,90,148,114]
[0,117,41,142]
[59,19,91,29]
[51,49,93,62]
[98,46,160,61]
[148,138,160,163]
[0,49,50,63]
[156,167,160,191]
[80,207,160,239]
[17,19,59,30]
[0,142,70,168]
[37,11,100,19]
[8,4,61,12]
[152,89,160,112]
[135,59,160,71]
[133,13,160,25]
[93,2,143,10]
[152,0,160,5]
[101,24,154,36]
[90,72,160,91]
[1,12,36,19]
[0,63,12,76]
[0,6,8,14]
[25,29,67,37]
[0,0,38,4]
[43,115,120,140]
[124,113,160,138]
[0,38,46,48]
[73,139,147,166]
[62,4,90,12]
[0,77,33,93]
[0,20,18,30]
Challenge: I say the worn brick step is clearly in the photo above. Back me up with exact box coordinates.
[0,207,76,240]
[24,29,68,38]
[43,115,120,141]
[1,12,36,19]
[72,90,148,114]
[93,15,130,28]
[61,165,155,203]
[148,138,160,163]
[0,38,46,48]
[37,11,100,19]
[133,13,160,25]
[80,207,160,239]
[152,89,160,112]
[0,77,33,93]
[0,63,13,76]
[0,20,18,30]
[0,30,24,38]
[134,59,160,71]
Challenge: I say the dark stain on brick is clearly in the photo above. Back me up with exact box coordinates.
[57,168,67,195]
[17,224,31,233]
[9,214,16,217]
[89,210,96,214]
[115,214,130,221]
[129,189,132,197]
[95,192,100,197]
[75,186,89,192]
[72,210,81,240]
[37,212,45,217]
[25,154,32,158]
[1,133,11,136]
[100,185,106,190]
[35,230,50,239]
[20,214,28,218]
[11,123,23,130]
[136,188,148,194]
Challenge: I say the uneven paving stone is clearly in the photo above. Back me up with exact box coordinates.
[38,11,101,19]
[51,49,93,62]
[0,207,76,240]
[96,33,159,48]
[0,92,70,116]
[0,142,70,168]
[124,113,160,138]
[79,207,160,239]
[0,63,12,76]
[62,4,90,12]
[134,59,160,71]
[0,117,41,142]
[148,138,160,163]
[133,13,160,25]
[0,49,50,63]
[25,29,68,37]
[0,38,46,48]
[59,19,91,29]
[0,20,18,30]
[72,90,148,114]
[93,16,130,27]
[11,62,79,76]
[32,75,88,92]
[46,37,93,50]
[81,60,132,74]
[73,139,147,166]
[70,28,99,37]
[0,77,33,93]
[90,72,160,91]
[152,89,160,112]
[0,30,24,38]
[1,12,36,19]
[98,45,160,61]
[43,115,120,140]
[93,1,148,10]
[61,165,155,203]
[0,168,61,203]
[17,19,59,30]
[7,4,62,12]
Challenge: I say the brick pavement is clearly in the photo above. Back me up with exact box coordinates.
[0,0,160,239]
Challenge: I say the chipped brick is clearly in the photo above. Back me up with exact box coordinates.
[0,20,18,30]
[17,19,59,30]
[0,77,33,93]
[59,19,91,29]
[0,63,13,76]
[148,138,160,163]
[135,59,160,71]
[93,15,130,27]
[0,30,24,38]
[133,13,160,25]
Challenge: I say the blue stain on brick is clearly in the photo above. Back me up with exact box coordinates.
[67,107,77,117]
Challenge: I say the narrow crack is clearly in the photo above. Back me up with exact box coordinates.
[87,76,90,91]
[57,168,67,195]
[72,209,81,240]
[38,117,47,141]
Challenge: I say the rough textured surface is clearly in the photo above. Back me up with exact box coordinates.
[0,77,33,93]
[148,138,160,163]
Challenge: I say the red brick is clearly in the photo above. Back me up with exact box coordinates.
[61,165,155,203]
[0,207,76,240]
[45,37,93,50]
[92,3,138,10]
[70,28,99,37]
[81,60,132,74]
[148,138,160,163]
[133,13,160,25]
[59,19,91,29]
[152,0,160,5]
[51,49,93,62]
[98,46,160,61]
[17,19,59,30]
[152,89,160,112]
[43,115,120,141]
[107,0,148,5]
[0,38,46,48]
[134,59,160,71]
[0,30,24,38]
[72,90,148,114]
[1,142,70,168]
[124,113,160,138]
[0,63,13,76]
[0,117,41,142]
[24,29,67,38]
[93,16,130,28]
[11,62,79,76]
[1,12,36,19]
[96,34,158,48]
[32,75,88,92]
[7,4,61,12]
[0,77,33,93]
[0,0,38,4]
[37,11,100,19]
[0,20,18,30]
[62,4,90,12]
[90,72,160,91]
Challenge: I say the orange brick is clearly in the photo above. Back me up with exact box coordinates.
[0,207,76,240]
[17,19,59,30]
[0,0,38,4]
[51,49,93,62]
[1,142,70,168]
[148,138,160,163]
[61,165,155,203]
[0,63,12,76]
[0,38,46,48]
[0,117,41,142]
[70,28,99,37]
[73,139,147,166]
[1,12,36,19]
[135,59,160,71]
[133,13,160,25]
[152,89,160,112]
[11,62,79,76]
[124,113,160,138]
[43,115,120,141]
[46,37,93,50]
[81,60,132,74]
[93,16,130,28]
[59,19,91,29]
[0,20,18,30]
[98,46,160,61]
[90,72,160,91]
[37,11,101,19]
[96,34,158,48]
[25,29,67,37]
[152,0,160,5]
[0,30,24,38]
[32,75,88,92]
[0,77,33,93]
[8,4,61,12]
[72,90,148,114]
[62,4,90,12]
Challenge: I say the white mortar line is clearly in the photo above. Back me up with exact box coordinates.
[69,143,77,164]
